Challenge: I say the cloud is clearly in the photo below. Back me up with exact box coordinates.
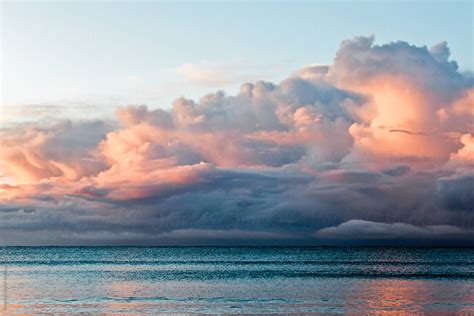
[448,133,474,168]
[326,37,473,169]
[316,220,473,240]
[0,120,110,184]
[173,61,285,87]
[0,36,473,245]
[437,174,474,212]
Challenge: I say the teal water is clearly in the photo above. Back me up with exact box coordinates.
[1,247,473,314]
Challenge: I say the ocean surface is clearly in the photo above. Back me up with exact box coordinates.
[1,247,473,314]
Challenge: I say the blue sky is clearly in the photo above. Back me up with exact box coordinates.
[2,1,473,110]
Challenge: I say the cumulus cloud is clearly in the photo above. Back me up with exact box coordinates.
[0,36,473,245]
[0,120,110,184]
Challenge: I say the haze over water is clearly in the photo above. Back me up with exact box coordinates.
[1,247,473,314]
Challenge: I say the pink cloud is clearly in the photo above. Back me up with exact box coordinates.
[1,36,473,245]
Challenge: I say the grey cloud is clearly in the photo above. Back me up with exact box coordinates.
[1,36,473,245]
[437,174,474,212]
[382,165,411,176]
[316,219,473,241]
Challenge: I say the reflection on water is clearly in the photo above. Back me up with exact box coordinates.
[346,279,472,314]
[1,247,473,314]
[362,279,431,313]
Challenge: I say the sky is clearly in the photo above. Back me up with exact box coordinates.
[2,1,473,109]
[0,1,473,245]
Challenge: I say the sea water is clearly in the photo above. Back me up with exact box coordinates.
[1,247,473,314]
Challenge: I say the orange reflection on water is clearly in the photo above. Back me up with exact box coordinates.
[346,278,472,315]
[102,280,150,314]
[459,287,474,314]
[1,273,58,315]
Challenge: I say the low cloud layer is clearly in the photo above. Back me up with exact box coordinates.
[1,36,473,245]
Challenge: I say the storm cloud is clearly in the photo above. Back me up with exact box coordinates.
[1,36,473,245]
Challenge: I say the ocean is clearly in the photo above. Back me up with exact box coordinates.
[1,247,473,314]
